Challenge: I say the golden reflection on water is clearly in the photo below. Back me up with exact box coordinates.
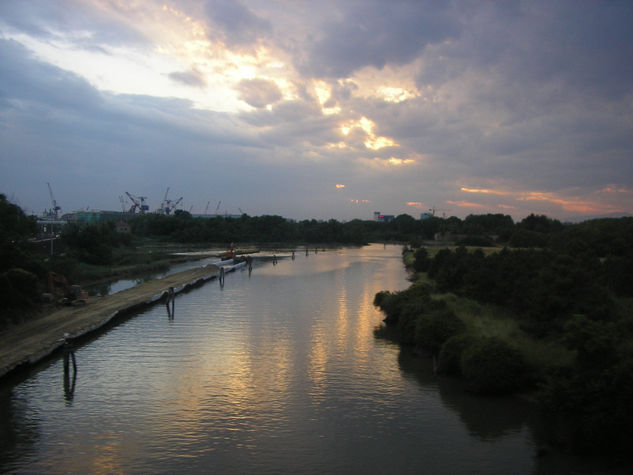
[7,244,424,473]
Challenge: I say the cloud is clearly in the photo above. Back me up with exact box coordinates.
[169,69,207,88]
[301,0,459,78]
[236,78,282,108]
[1,1,632,221]
[204,0,271,46]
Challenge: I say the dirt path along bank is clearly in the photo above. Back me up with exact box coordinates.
[0,264,220,380]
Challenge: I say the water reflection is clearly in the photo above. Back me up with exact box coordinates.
[62,339,77,404]
[4,245,625,473]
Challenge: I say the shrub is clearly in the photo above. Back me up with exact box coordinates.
[438,334,477,375]
[373,290,391,308]
[461,337,527,394]
[414,308,465,354]
[413,247,431,272]
[0,268,39,309]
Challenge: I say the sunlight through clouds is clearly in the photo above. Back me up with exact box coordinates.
[0,0,631,220]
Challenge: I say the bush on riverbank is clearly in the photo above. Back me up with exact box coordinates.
[374,286,529,394]
[460,337,528,394]
[375,230,633,456]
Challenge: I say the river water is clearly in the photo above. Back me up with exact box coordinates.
[0,244,624,473]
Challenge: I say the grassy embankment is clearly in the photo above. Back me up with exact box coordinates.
[392,247,575,394]
[52,238,217,287]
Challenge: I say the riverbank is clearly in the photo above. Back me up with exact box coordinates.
[0,263,222,380]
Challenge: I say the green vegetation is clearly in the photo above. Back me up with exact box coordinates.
[3,191,633,451]
[375,215,633,456]
[0,194,42,324]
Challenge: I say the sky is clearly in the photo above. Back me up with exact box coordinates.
[1,0,632,222]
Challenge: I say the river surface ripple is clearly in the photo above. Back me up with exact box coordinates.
[0,244,624,474]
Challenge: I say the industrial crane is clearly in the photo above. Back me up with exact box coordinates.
[46,182,61,219]
[215,201,221,216]
[159,187,170,214]
[125,192,149,214]
[428,206,449,218]
[168,197,183,214]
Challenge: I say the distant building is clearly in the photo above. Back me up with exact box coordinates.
[420,212,434,220]
[115,221,131,233]
[373,212,395,223]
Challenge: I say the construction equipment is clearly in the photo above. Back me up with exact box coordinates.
[125,192,149,214]
[215,201,221,216]
[159,187,170,214]
[158,188,183,215]
[428,206,449,218]
[46,182,61,219]
[168,197,183,214]
[48,272,87,305]
[204,201,211,215]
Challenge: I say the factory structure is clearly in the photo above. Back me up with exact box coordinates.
[35,184,241,238]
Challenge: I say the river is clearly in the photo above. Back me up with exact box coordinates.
[0,244,625,473]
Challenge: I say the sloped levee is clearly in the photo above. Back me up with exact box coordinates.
[0,263,227,379]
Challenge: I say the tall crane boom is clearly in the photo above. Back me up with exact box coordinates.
[125,192,149,214]
[46,182,61,219]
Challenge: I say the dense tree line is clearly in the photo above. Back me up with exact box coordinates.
[61,222,132,265]
[375,216,633,455]
[129,212,389,244]
[0,194,41,321]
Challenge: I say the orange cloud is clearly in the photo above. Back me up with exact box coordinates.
[517,193,622,214]
[407,202,424,209]
[602,185,633,194]
[446,200,486,209]
[335,184,345,189]
[460,185,631,215]
[460,187,508,196]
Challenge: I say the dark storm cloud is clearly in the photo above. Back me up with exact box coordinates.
[416,1,633,98]
[236,78,282,108]
[204,0,272,46]
[301,0,459,78]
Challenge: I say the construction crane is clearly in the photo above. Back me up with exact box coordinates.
[125,192,149,214]
[119,195,128,213]
[169,197,183,214]
[46,182,61,219]
[204,201,210,215]
[215,201,221,216]
[159,187,170,214]
[428,206,449,218]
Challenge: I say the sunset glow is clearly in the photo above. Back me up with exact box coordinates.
[1,1,630,221]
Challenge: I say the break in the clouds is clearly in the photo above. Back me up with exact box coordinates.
[1,0,632,221]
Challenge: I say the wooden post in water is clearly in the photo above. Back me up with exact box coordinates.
[62,334,77,401]
[165,286,175,319]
